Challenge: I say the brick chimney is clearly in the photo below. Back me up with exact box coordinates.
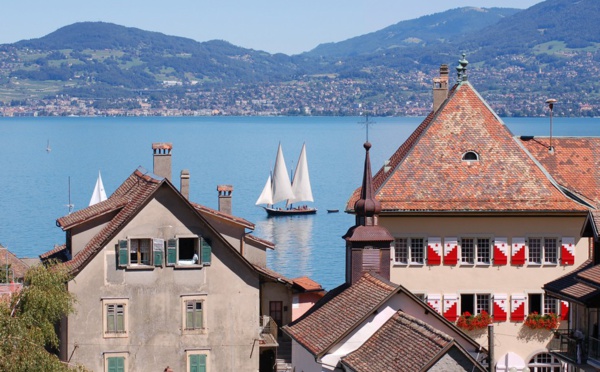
[180,169,190,199]
[152,143,172,181]
[433,64,449,112]
[217,185,233,215]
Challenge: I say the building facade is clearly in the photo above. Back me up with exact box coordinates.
[346,58,597,370]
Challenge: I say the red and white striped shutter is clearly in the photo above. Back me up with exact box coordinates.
[443,294,459,321]
[444,237,458,265]
[511,237,526,265]
[510,294,526,321]
[561,237,575,265]
[427,237,442,265]
[493,237,508,266]
[493,294,508,322]
[427,294,442,314]
[561,300,570,321]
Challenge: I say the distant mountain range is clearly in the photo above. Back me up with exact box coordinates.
[1,0,599,117]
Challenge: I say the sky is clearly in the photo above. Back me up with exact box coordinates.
[2,0,543,55]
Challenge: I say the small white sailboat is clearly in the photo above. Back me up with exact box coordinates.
[256,143,316,216]
[46,140,51,153]
[89,171,108,206]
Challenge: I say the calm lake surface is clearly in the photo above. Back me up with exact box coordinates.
[0,116,599,289]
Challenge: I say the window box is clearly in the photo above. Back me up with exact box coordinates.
[524,312,559,330]
[456,310,492,331]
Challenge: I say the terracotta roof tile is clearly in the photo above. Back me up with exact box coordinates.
[292,276,324,292]
[192,202,254,229]
[347,83,587,213]
[0,247,30,280]
[341,312,452,372]
[520,137,600,208]
[245,234,275,250]
[283,273,396,356]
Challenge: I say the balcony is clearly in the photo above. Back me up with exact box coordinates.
[548,329,588,367]
[258,315,279,348]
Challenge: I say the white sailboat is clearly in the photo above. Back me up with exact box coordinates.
[256,143,316,216]
[89,171,108,206]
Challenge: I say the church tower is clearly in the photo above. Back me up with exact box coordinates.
[343,142,394,285]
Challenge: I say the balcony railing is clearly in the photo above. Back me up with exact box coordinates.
[548,329,587,365]
[259,315,278,340]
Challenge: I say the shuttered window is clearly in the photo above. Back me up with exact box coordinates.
[189,354,206,372]
[106,356,125,372]
[106,304,125,334]
[186,300,203,330]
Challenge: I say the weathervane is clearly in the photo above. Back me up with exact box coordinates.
[359,110,376,142]
[546,98,557,154]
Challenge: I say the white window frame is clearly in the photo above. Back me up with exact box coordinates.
[104,352,128,372]
[102,298,129,338]
[459,237,492,265]
[460,293,491,316]
[527,352,562,371]
[393,237,425,265]
[528,292,560,316]
[181,294,207,335]
[186,349,210,372]
[174,235,201,266]
[527,237,559,265]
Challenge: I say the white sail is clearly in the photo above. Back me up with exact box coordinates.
[288,143,314,205]
[89,171,108,206]
[255,174,273,205]
[271,143,295,204]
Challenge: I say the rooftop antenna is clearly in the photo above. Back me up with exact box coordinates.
[66,176,74,214]
[358,110,375,142]
[546,98,557,154]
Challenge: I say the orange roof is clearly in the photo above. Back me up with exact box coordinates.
[347,82,587,213]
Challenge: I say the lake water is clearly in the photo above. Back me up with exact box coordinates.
[1,116,599,289]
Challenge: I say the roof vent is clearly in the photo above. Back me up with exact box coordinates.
[462,151,479,162]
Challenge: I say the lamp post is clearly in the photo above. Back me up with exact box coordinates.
[546,98,557,153]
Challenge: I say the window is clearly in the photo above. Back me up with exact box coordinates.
[118,238,163,267]
[167,237,212,266]
[394,237,424,264]
[182,295,206,334]
[461,293,490,315]
[102,298,128,338]
[460,238,491,264]
[186,351,209,372]
[528,237,558,264]
[462,151,479,161]
[527,352,562,371]
[104,353,128,372]
[529,293,559,315]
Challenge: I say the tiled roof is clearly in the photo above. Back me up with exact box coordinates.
[283,273,396,356]
[347,83,587,213]
[544,260,600,305]
[60,169,162,274]
[245,234,275,250]
[253,264,294,286]
[39,244,66,259]
[520,137,600,208]
[576,264,600,289]
[292,276,324,292]
[0,247,30,280]
[192,202,254,229]
[341,311,453,372]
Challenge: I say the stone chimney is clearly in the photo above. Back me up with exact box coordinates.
[433,64,449,112]
[218,185,233,215]
[152,143,172,181]
[180,169,190,199]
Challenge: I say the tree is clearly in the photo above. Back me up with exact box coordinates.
[0,261,85,371]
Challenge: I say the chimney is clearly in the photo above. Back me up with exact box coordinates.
[152,143,172,181]
[218,185,233,215]
[180,169,190,199]
[433,64,449,112]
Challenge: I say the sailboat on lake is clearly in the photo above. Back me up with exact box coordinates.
[256,143,316,216]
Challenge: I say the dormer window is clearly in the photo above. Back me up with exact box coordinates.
[462,151,479,162]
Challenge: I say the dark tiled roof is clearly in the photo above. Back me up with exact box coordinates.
[341,311,452,372]
[343,225,394,242]
[544,260,600,305]
[577,265,600,289]
[245,234,275,250]
[253,264,294,286]
[520,137,600,208]
[283,273,396,356]
[39,244,66,259]
[347,83,587,213]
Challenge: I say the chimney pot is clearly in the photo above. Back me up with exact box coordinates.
[180,169,190,199]
[152,142,172,181]
[218,185,233,215]
[433,64,449,112]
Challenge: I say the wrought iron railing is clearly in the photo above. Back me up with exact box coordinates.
[548,329,587,364]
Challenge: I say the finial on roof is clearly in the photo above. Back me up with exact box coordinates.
[354,141,381,221]
[456,53,469,83]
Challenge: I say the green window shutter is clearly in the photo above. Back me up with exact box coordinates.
[118,240,128,267]
[153,238,164,267]
[189,354,206,372]
[201,238,212,265]
[107,305,115,333]
[186,301,194,329]
[107,357,124,372]
[116,304,124,332]
[167,239,177,265]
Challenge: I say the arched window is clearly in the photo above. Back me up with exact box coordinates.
[527,352,562,371]
[462,151,479,161]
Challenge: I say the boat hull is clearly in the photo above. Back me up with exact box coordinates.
[264,207,317,216]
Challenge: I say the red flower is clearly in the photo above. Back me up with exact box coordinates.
[524,312,559,330]
[456,311,492,331]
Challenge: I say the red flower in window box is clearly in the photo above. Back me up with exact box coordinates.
[456,311,492,331]
[524,312,559,330]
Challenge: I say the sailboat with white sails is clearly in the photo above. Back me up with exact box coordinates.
[256,143,316,216]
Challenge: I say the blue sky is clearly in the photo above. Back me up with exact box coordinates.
[2,1,542,55]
